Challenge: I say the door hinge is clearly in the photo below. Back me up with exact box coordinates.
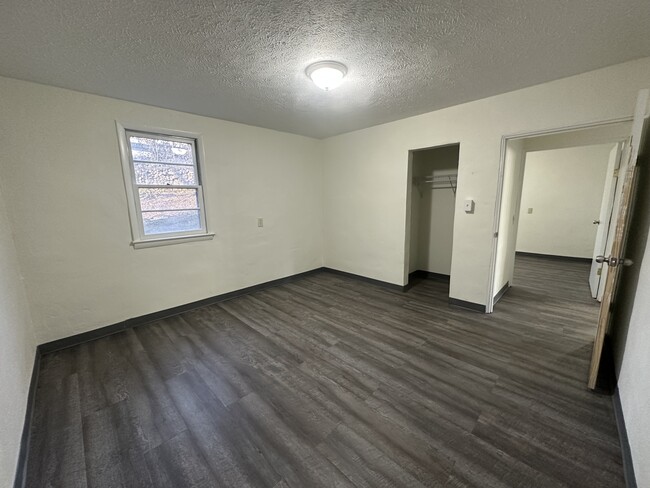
[494,232,499,238]
[613,169,619,177]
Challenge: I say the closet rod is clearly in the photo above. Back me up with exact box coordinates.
[417,175,457,195]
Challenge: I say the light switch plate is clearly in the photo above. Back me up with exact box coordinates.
[464,199,475,213]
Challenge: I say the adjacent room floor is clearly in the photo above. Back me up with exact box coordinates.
[24,255,624,487]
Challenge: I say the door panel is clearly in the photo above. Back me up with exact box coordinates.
[588,89,649,389]
[589,142,623,299]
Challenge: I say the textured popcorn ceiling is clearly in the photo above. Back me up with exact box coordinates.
[1,1,650,138]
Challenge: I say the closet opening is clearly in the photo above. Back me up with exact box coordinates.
[405,143,460,294]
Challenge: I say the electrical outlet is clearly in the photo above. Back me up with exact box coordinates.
[257,218,264,227]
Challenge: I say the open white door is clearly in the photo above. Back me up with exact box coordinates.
[589,142,624,299]
[588,88,649,389]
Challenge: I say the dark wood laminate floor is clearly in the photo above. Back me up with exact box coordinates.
[25,255,624,488]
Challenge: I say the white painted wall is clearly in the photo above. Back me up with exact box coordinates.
[516,144,613,258]
[409,145,458,275]
[322,57,650,306]
[0,183,36,487]
[493,139,526,295]
[0,76,323,344]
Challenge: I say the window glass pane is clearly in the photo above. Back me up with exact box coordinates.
[142,210,201,235]
[138,188,198,211]
[134,162,197,185]
[129,135,194,165]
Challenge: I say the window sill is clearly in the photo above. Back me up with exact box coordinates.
[132,233,215,249]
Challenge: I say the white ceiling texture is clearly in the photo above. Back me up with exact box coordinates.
[1,0,650,138]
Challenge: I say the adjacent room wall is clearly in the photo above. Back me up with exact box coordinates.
[516,144,614,258]
[0,76,324,344]
[409,145,459,275]
[0,183,36,487]
[321,57,650,306]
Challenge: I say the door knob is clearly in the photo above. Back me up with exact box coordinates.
[596,255,619,267]
[593,220,601,225]
[596,255,634,267]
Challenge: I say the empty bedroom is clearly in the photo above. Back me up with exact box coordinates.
[1,1,650,487]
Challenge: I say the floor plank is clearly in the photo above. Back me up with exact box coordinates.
[24,255,624,487]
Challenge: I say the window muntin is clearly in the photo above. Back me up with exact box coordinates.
[123,130,208,241]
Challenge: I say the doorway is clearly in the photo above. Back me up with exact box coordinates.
[405,144,460,291]
[485,90,650,391]
[488,121,632,311]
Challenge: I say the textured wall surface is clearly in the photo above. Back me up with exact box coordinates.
[0,76,323,344]
[1,1,649,138]
[0,183,36,487]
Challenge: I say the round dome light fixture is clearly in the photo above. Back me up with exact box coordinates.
[306,61,347,91]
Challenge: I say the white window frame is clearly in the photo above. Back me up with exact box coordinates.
[116,122,214,249]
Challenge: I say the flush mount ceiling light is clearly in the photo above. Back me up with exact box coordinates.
[306,61,347,91]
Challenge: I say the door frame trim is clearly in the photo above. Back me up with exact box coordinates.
[486,116,633,313]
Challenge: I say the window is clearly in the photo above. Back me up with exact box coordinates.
[117,124,213,248]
